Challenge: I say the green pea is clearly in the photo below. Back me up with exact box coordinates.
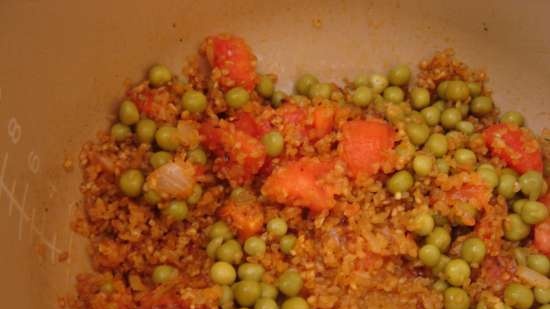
[163,200,188,221]
[210,261,237,285]
[426,133,448,157]
[444,287,470,309]
[388,64,411,86]
[436,81,449,99]
[411,212,435,236]
[504,214,530,241]
[220,285,234,305]
[100,281,114,294]
[421,106,441,126]
[255,298,278,309]
[501,168,519,178]
[152,265,178,284]
[226,87,250,108]
[436,159,450,174]
[527,254,550,275]
[238,263,265,281]
[519,171,544,200]
[504,283,533,309]
[406,123,430,145]
[445,259,471,286]
[280,234,297,254]
[185,184,202,204]
[277,270,303,297]
[413,154,433,176]
[271,91,286,107]
[433,255,451,275]
[150,151,173,168]
[295,74,319,95]
[454,148,477,167]
[383,86,405,103]
[513,247,529,266]
[456,121,474,135]
[368,74,389,93]
[188,148,207,165]
[498,174,518,199]
[426,227,451,252]
[209,221,234,240]
[111,123,131,141]
[260,282,278,299]
[262,131,284,157]
[387,170,414,194]
[433,100,446,111]
[441,108,462,129]
[216,239,243,264]
[433,279,449,292]
[144,190,161,205]
[445,81,470,101]
[500,111,525,126]
[352,86,374,107]
[470,96,493,116]
[353,74,369,87]
[267,218,288,236]
[521,201,549,224]
[478,166,499,189]
[119,169,144,197]
[233,280,262,307]
[455,202,478,225]
[182,90,207,113]
[308,83,331,99]
[119,100,140,125]
[148,64,172,87]
[419,244,441,267]
[244,236,266,257]
[206,236,224,258]
[135,119,157,144]
[281,297,309,309]
[534,287,550,304]
[155,126,180,151]
[257,75,274,98]
[467,82,482,97]
[457,104,469,117]
[410,87,431,110]
[512,199,527,214]
[460,238,486,264]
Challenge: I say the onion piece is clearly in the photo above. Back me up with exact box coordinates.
[516,265,550,288]
[176,120,200,149]
[147,160,195,199]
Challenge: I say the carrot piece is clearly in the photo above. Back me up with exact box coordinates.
[483,123,543,173]
[218,200,264,239]
[307,104,335,140]
[340,119,395,176]
[202,34,257,91]
[261,157,335,211]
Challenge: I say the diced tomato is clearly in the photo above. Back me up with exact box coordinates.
[202,34,257,91]
[307,104,335,140]
[261,157,335,211]
[535,219,550,257]
[199,121,266,185]
[339,119,395,176]
[127,85,177,123]
[233,112,270,139]
[483,123,543,173]
[218,200,264,239]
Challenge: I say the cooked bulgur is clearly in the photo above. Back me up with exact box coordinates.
[70,34,550,309]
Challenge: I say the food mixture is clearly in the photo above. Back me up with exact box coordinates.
[70,34,550,309]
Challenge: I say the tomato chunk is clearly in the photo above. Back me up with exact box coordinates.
[483,123,543,173]
[202,34,257,91]
[307,104,335,140]
[233,111,270,139]
[535,219,550,257]
[340,119,395,176]
[261,157,336,211]
[200,121,266,185]
[218,200,264,239]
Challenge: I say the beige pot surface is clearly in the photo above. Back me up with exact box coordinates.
[0,0,549,308]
